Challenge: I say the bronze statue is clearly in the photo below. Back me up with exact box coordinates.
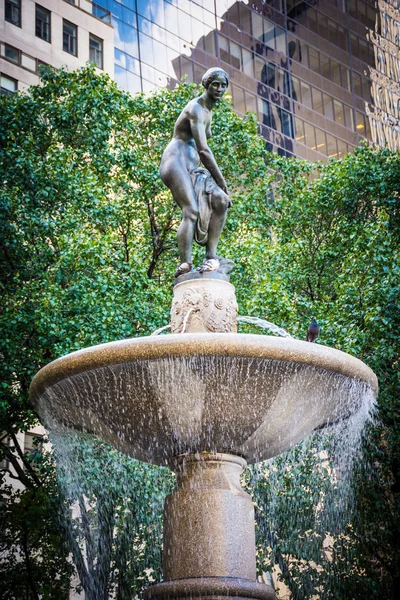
[160,68,232,278]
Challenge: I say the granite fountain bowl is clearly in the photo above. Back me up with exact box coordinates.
[30,333,378,466]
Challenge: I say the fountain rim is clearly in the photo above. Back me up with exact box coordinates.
[30,332,378,401]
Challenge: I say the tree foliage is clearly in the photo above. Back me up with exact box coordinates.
[0,65,399,599]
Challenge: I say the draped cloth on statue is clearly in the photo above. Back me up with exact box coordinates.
[190,167,219,246]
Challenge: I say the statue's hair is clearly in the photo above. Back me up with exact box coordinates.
[201,68,229,89]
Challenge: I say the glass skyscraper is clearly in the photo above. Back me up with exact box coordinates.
[71,1,400,159]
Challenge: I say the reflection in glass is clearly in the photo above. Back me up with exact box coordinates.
[320,53,330,79]
[295,117,304,142]
[180,57,193,82]
[334,99,344,126]
[300,81,312,108]
[245,92,257,113]
[312,88,323,114]
[326,134,338,157]
[315,128,326,153]
[239,4,251,35]
[323,93,334,120]
[232,84,245,113]
[337,139,347,158]
[331,60,341,87]
[304,121,315,148]
[356,110,366,134]
[242,48,253,77]
[309,46,319,73]
[114,18,139,59]
[164,2,179,36]
[344,105,354,130]
[230,41,241,70]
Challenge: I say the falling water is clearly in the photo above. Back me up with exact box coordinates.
[35,343,376,599]
[150,316,293,337]
[47,427,174,600]
[237,316,293,338]
[244,386,376,598]
[150,324,171,336]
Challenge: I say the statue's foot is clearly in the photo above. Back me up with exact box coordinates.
[175,262,193,278]
[197,258,220,273]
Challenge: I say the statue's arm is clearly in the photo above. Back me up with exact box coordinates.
[190,106,227,193]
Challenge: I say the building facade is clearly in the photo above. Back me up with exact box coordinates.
[96,0,399,160]
[0,0,114,92]
[2,1,399,159]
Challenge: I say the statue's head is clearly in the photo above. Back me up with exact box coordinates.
[201,68,229,90]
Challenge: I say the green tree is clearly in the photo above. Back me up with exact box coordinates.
[1,65,399,599]
[244,147,400,598]
[0,65,270,598]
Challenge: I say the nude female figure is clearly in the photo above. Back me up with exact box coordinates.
[159,68,232,277]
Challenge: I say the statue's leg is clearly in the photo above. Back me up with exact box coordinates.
[206,188,230,260]
[160,162,198,265]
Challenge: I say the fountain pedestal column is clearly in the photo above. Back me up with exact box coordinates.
[145,453,275,600]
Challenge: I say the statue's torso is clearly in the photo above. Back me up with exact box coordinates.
[161,98,212,173]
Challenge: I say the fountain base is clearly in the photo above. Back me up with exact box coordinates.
[145,453,276,600]
[145,577,275,600]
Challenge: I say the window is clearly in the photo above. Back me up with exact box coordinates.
[322,93,334,120]
[312,88,323,114]
[315,128,326,154]
[327,134,338,157]
[300,81,312,108]
[309,47,319,73]
[3,44,19,63]
[5,0,21,27]
[90,34,103,69]
[63,20,77,56]
[232,85,245,114]
[245,92,257,113]
[356,110,366,134]
[0,74,17,95]
[295,117,305,143]
[304,122,316,148]
[334,100,345,125]
[331,61,342,87]
[36,5,51,42]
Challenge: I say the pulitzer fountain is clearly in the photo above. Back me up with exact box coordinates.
[30,69,378,600]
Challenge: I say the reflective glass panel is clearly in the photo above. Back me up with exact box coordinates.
[327,134,338,157]
[245,92,257,113]
[304,121,315,147]
[295,117,305,142]
[323,93,334,120]
[337,138,347,158]
[334,99,345,125]
[300,81,312,108]
[331,61,341,86]
[309,47,319,73]
[232,84,245,113]
[312,88,323,113]
[315,128,327,154]
[242,48,253,77]
[344,105,354,129]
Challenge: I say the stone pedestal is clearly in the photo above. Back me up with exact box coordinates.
[145,453,276,600]
[170,273,238,334]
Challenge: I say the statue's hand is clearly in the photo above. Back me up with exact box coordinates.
[218,178,228,194]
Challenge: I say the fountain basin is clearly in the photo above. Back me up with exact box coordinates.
[30,333,377,466]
